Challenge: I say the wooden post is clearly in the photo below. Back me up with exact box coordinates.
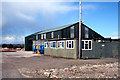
[79,0,82,59]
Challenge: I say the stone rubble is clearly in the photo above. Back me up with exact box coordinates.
[40,62,119,78]
[19,62,119,78]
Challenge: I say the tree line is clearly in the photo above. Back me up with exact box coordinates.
[1,44,24,49]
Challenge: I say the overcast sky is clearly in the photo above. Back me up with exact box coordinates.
[1,0,119,44]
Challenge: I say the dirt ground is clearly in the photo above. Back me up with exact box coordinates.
[2,51,119,78]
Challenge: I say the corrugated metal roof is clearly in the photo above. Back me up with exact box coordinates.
[25,22,78,37]
[36,22,78,34]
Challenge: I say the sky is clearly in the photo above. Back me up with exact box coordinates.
[1,0,119,44]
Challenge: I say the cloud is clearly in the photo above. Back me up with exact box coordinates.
[2,0,79,2]
[2,35,25,44]
[111,32,120,39]
[2,2,96,25]
[2,2,78,25]
[1,0,120,2]
[111,32,120,37]
[82,0,119,2]
[111,32,118,35]
[4,36,15,43]
[17,12,35,21]
[0,2,2,28]
[81,3,98,17]
[2,2,79,39]
[82,4,96,10]
[1,1,97,44]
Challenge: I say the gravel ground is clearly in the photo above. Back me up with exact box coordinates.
[18,62,119,78]
[2,51,119,78]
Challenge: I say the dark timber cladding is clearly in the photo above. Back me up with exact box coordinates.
[25,22,119,59]
[25,34,36,51]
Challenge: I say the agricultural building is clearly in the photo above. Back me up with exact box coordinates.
[25,22,119,59]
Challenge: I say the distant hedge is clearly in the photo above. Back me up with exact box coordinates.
[2,44,24,49]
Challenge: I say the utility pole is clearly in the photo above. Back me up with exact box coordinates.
[79,0,82,59]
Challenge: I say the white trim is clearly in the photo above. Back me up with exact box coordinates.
[51,32,54,38]
[36,34,38,40]
[44,33,46,39]
[66,40,74,49]
[44,42,49,48]
[57,41,65,49]
[41,34,43,39]
[82,40,92,50]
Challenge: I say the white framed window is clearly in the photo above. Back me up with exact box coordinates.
[57,41,64,49]
[85,27,89,38]
[41,34,43,39]
[44,33,46,39]
[51,32,54,38]
[58,35,59,39]
[66,40,74,49]
[70,26,74,38]
[36,34,38,40]
[82,40,92,50]
[50,41,56,48]
[44,42,49,48]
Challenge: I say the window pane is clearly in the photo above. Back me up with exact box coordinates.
[85,41,88,43]
[48,42,49,47]
[85,44,88,49]
[44,34,46,39]
[53,42,56,47]
[85,27,89,38]
[70,26,74,38]
[51,43,53,47]
[45,43,46,47]
[60,42,62,48]
[41,34,43,39]
[58,42,60,47]
[89,41,91,49]
[62,42,64,47]
[36,35,38,40]
[47,42,49,47]
[51,32,54,38]
[69,41,71,43]
[72,41,74,48]
[69,44,71,48]
[82,41,84,49]
[67,41,68,48]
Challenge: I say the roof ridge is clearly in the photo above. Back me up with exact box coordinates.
[37,22,78,34]
[26,22,79,37]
